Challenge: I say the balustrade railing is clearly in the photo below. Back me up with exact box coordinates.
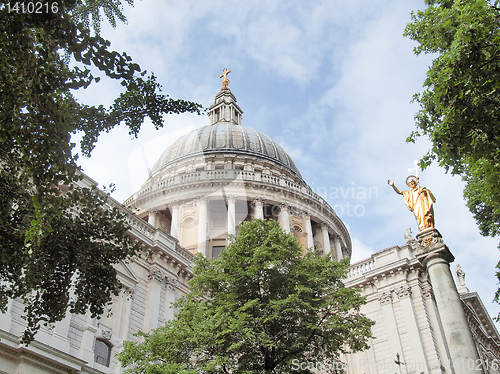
[128,170,318,203]
[347,258,376,280]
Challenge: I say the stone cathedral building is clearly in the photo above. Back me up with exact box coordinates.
[1,76,500,374]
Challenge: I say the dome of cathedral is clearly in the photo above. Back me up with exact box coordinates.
[126,72,351,262]
[149,123,302,178]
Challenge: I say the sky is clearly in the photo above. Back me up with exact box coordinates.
[72,0,500,323]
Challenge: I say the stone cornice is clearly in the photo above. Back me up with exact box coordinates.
[346,256,422,289]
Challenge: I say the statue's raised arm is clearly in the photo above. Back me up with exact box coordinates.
[388,180,402,195]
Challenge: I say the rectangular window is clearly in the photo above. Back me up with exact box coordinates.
[212,246,225,259]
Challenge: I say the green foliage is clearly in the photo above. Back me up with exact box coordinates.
[118,219,374,373]
[70,0,134,35]
[404,0,500,310]
[405,0,500,173]
[0,0,202,343]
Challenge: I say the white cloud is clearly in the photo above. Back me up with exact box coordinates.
[350,236,376,264]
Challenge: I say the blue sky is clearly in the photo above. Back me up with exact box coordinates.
[72,0,500,322]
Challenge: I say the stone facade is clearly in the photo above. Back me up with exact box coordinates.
[343,236,500,374]
[0,174,194,374]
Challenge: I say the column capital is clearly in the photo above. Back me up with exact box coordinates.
[165,275,179,291]
[319,222,329,231]
[252,197,264,207]
[226,195,238,204]
[148,267,166,284]
[378,291,392,306]
[197,196,209,205]
[168,200,181,209]
[279,203,289,212]
[421,283,434,300]
[395,285,412,300]
[147,209,158,214]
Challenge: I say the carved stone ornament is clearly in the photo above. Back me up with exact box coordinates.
[421,283,434,300]
[416,228,444,248]
[378,291,392,306]
[45,322,55,332]
[226,195,237,204]
[319,222,329,232]
[183,200,197,208]
[395,286,412,300]
[101,328,112,340]
[123,286,134,297]
[288,206,303,217]
[165,276,179,291]
[168,200,181,209]
[197,196,209,205]
[279,203,289,212]
[252,197,264,207]
[404,227,419,250]
[148,268,166,284]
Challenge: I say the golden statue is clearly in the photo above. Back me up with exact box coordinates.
[388,176,436,232]
[220,68,231,91]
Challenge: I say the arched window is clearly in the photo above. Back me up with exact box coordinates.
[94,338,112,367]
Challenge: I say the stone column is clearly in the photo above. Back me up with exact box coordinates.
[198,197,208,256]
[334,236,343,261]
[395,285,429,372]
[118,288,133,341]
[378,290,405,364]
[304,213,314,249]
[421,283,452,374]
[279,203,290,233]
[164,276,179,323]
[415,229,484,374]
[144,268,164,332]
[227,195,237,237]
[252,197,264,220]
[147,210,157,228]
[79,317,98,363]
[169,201,180,238]
[320,223,331,254]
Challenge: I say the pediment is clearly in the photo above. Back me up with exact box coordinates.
[114,260,139,289]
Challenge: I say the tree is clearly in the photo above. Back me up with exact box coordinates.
[404,1,500,305]
[0,0,202,343]
[118,219,374,374]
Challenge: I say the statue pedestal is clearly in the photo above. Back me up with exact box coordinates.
[413,229,484,374]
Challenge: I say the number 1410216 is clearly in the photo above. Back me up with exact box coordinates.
[4,2,59,13]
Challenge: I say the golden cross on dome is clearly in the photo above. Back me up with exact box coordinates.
[220,68,231,90]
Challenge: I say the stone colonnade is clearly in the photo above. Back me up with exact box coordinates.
[148,196,343,259]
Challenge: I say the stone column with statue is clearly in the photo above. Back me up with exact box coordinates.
[389,163,484,374]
